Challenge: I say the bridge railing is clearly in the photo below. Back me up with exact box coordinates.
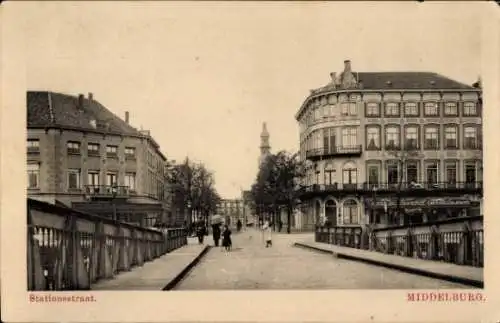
[27,198,188,291]
[315,216,483,268]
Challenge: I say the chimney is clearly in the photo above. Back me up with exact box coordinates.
[78,94,84,109]
[330,72,337,83]
[344,60,352,72]
[88,92,93,102]
[125,111,130,124]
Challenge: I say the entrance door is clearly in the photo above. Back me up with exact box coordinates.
[325,200,337,226]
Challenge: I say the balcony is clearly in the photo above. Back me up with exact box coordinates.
[298,181,483,198]
[306,145,362,161]
[85,185,130,199]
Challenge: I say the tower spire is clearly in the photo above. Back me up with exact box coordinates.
[259,122,271,165]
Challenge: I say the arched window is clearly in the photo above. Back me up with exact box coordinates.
[342,162,358,189]
[342,199,359,225]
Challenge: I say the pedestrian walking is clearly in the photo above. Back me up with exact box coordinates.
[212,223,221,247]
[196,222,206,244]
[263,220,272,247]
[236,219,242,232]
[222,225,232,252]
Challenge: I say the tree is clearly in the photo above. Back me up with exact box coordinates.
[166,157,221,227]
[250,151,305,233]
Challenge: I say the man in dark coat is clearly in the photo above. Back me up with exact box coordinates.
[212,223,221,247]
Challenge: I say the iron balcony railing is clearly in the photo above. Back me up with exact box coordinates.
[306,145,363,160]
[300,181,483,193]
[85,185,131,198]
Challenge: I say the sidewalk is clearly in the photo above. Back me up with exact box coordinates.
[295,240,483,288]
[91,241,209,291]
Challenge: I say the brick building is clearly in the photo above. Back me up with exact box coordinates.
[294,60,483,231]
[26,91,179,227]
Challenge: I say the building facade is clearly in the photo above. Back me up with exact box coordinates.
[217,198,245,228]
[27,91,174,227]
[295,60,483,231]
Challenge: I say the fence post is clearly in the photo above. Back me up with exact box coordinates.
[406,229,413,258]
[27,207,45,290]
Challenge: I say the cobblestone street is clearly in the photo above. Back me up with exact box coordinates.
[174,229,471,290]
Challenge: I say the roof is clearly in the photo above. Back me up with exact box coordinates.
[312,72,475,94]
[27,91,141,136]
[27,91,168,161]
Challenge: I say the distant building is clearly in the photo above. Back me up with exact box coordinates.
[217,198,244,228]
[294,60,483,231]
[27,91,177,227]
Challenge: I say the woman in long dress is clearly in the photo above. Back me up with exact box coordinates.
[222,225,232,252]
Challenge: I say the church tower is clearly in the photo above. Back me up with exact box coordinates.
[259,122,271,166]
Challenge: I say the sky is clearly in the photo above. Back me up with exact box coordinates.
[18,1,483,199]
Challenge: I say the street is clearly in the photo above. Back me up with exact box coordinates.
[174,229,471,290]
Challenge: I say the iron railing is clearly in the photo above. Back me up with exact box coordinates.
[27,198,188,291]
[315,216,483,267]
[300,181,483,194]
[85,185,131,198]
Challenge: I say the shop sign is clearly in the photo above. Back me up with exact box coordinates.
[366,197,473,208]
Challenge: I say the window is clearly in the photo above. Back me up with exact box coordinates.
[387,162,399,185]
[314,107,321,120]
[87,143,100,155]
[444,102,458,116]
[342,165,357,188]
[385,102,400,117]
[27,163,39,189]
[463,102,477,116]
[385,126,400,149]
[342,200,359,225]
[67,141,81,154]
[324,163,335,185]
[106,145,118,157]
[366,126,380,150]
[464,126,479,149]
[27,139,40,153]
[366,102,380,117]
[404,102,418,117]
[68,169,81,189]
[323,127,336,153]
[125,173,136,191]
[106,172,118,187]
[445,161,457,187]
[424,102,439,116]
[406,162,418,184]
[464,161,477,186]
[367,164,380,186]
[444,125,458,149]
[341,102,357,116]
[341,127,357,147]
[424,126,439,149]
[87,171,100,187]
[425,162,439,186]
[404,126,419,149]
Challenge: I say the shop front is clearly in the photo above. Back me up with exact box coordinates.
[364,196,481,227]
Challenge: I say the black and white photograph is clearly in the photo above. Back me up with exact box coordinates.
[2,1,499,322]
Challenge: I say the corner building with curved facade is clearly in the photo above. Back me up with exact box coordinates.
[295,60,483,231]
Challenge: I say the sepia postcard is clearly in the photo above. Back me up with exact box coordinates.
[1,1,500,322]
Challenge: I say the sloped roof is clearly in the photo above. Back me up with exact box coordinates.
[312,72,475,94]
[27,91,141,136]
